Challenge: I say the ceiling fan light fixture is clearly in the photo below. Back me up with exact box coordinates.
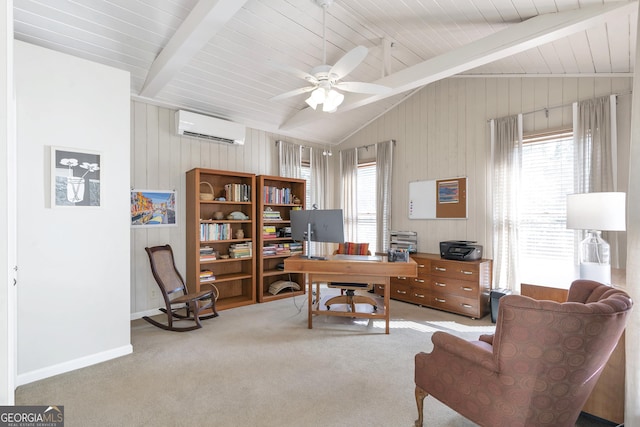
[322,89,344,112]
[305,96,318,110]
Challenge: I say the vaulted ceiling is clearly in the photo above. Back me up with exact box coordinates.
[13,0,638,144]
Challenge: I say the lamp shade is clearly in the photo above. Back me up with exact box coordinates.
[566,192,626,231]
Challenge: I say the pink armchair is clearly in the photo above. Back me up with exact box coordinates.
[414,280,632,427]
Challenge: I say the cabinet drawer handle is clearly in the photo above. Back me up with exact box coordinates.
[462,287,473,292]
[434,267,446,271]
[397,276,407,280]
[396,290,407,295]
[435,282,446,287]
[461,270,474,275]
[417,264,425,268]
[414,293,425,299]
[435,298,446,303]
[414,279,425,283]
[461,303,473,308]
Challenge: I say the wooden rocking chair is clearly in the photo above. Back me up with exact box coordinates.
[144,245,219,332]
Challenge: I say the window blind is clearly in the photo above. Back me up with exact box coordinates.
[357,162,377,252]
[520,133,575,263]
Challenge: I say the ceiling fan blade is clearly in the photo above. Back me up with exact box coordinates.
[335,81,391,95]
[270,86,316,101]
[267,60,318,84]
[329,45,368,80]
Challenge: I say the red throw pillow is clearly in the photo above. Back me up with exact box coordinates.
[338,242,369,255]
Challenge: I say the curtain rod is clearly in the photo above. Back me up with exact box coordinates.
[344,139,396,151]
[277,139,395,151]
[488,90,631,123]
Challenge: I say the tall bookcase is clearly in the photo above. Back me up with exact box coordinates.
[256,175,306,302]
[186,168,256,310]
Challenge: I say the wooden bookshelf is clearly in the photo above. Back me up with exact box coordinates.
[256,175,306,302]
[186,168,256,310]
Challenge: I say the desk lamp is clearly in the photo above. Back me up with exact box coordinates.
[566,192,626,284]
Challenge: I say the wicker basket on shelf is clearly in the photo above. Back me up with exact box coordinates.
[199,182,214,201]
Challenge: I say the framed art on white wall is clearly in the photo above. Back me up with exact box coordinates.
[51,147,101,207]
[130,190,177,227]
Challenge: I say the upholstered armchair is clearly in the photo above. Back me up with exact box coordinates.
[414,280,632,427]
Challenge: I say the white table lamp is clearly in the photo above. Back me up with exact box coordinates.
[566,192,626,284]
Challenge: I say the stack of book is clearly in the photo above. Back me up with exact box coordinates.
[262,244,277,256]
[262,209,282,221]
[199,270,215,282]
[229,242,252,258]
[273,242,303,256]
[200,246,217,262]
[263,225,277,239]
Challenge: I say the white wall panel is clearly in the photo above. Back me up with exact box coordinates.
[129,101,317,315]
[340,76,633,262]
[15,41,131,383]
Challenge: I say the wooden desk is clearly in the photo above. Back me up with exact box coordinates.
[521,269,627,424]
[284,255,418,334]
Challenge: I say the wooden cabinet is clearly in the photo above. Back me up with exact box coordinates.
[387,253,492,319]
[256,175,306,302]
[186,168,256,311]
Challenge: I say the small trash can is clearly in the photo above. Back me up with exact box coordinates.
[490,288,512,323]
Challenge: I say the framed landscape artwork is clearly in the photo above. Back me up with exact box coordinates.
[130,190,177,228]
[51,147,101,207]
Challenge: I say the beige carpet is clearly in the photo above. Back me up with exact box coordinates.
[15,290,612,427]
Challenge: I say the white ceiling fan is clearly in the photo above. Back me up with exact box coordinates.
[270,0,391,113]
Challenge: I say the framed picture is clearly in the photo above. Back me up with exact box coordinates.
[51,147,101,207]
[131,190,177,228]
[438,180,460,204]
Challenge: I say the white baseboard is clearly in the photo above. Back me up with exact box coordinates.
[130,308,162,320]
[16,344,133,386]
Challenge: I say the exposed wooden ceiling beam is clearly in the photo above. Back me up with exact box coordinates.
[281,1,638,130]
[139,0,248,98]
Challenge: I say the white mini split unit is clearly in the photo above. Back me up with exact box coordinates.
[175,110,245,145]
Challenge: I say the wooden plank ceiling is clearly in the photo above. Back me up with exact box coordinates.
[13,0,638,144]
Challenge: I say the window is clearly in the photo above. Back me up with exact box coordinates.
[519,130,575,278]
[356,162,377,253]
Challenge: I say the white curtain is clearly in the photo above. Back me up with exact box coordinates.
[340,148,358,242]
[376,141,393,252]
[310,148,332,253]
[278,140,301,178]
[491,114,523,292]
[573,95,621,267]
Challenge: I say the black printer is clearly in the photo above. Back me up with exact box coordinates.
[439,240,483,261]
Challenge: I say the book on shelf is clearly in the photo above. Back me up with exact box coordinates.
[262,210,282,221]
[262,186,294,204]
[229,241,252,258]
[262,244,277,256]
[262,225,277,239]
[199,270,215,281]
[224,183,251,202]
[200,223,232,241]
[200,254,217,262]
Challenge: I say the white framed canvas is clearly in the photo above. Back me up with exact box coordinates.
[51,147,101,207]
[130,190,177,228]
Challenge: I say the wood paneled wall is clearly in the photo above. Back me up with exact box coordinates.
[131,76,632,315]
[340,77,632,258]
[130,101,318,315]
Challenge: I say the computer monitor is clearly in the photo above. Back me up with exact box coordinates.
[290,209,345,259]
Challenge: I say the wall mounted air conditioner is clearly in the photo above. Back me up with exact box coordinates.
[175,110,245,145]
